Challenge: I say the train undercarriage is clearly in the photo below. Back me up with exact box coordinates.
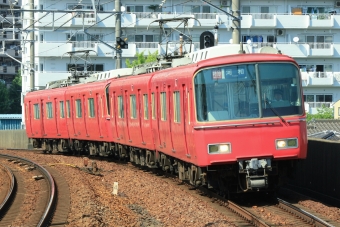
[32,138,295,195]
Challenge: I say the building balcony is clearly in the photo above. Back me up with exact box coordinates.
[0,65,20,75]
[301,72,334,86]
[0,48,21,58]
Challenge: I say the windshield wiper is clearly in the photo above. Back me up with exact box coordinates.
[264,99,286,124]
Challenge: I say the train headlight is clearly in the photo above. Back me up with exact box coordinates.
[276,138,298,149]
[208,143,231,154]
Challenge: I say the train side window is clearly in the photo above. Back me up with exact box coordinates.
[118,95,124,118]
[46,102,53,119]
[33,103,40,119]
[173,91,180,123]
[130,95,136,119]
[75,99,82,118]
[59,101,65,118]
[105,85,111,115]
[151,93,155,119]
[143,94,148,120]
[160,92,167,121]
[88,98,95,118]
[66,100,70,118]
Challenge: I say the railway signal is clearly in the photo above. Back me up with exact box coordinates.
[200,31,214,49]
[116,37,128,49]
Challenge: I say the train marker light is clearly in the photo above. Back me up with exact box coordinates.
[208,143,231,154]
[276,138,298,149]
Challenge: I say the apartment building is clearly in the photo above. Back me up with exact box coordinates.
[20,0,340,115]
[0,0,21,86]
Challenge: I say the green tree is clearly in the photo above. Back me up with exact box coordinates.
[306,105,333,122]
[8,71,22,114]
[0,80,11,114]
[125,50,158,68]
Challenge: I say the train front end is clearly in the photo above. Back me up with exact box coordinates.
[192,55,307,193]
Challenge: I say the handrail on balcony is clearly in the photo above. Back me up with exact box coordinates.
[306,102,332,108]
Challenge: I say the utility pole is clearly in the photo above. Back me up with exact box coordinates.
[29,0,35,90]
[231,0,241,45]
[115,0,121,69]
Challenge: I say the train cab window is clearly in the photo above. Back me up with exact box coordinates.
[173,91,180,123]
[105,85,110,115]
[130,95,137,119]
[66,100,70,118]
[118,95,124,118]
[75,99,82,118]
[33,103,40,119]
[151,93,155,119]
[59,101,65,118]
[143,94,148,120]
[160,92,167,121]
[194,63,303,122]
[88,98,95,118]
[46,102,53,119]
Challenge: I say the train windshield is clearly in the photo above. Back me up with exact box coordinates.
[194,62,303,122]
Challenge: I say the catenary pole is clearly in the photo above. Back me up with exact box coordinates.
[29,0,35,90]
[115,0,121,69]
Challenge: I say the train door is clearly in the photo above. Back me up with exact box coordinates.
[168,85,174,151]
[112,91,119,140]
[54,98,60,136]
[82,95,89,136]
[104,85,112,140]
[70,96,76,137]
[125,89,131,141]
[26,101,33,136]
[171,85,189,156]
[40,99,46,136]
[96,93,103,138]
[137,89,144,143]
[153,87,162,148]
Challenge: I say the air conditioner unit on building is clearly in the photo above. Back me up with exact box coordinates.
[220,0,230,7]
[276,29,285,36]
[335,1,340,7]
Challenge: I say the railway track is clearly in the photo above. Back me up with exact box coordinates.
[148,166,336,227]
[0,154,56,226]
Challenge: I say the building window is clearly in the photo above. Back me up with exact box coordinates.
[66,100,70,118]
[75,99,82,118]
[59,101,65,118]
[88,98,95,118]
[118,95,124,118]
[130,95,136,119]
[46,102,53,119]
[173,91,180,123]
[143,94,148,120]
[126,5,144,12]
[160,92,167,121]
[34,103,40,119]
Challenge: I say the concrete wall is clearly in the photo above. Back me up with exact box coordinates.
[0,130,32,150]
[288,138,340,207]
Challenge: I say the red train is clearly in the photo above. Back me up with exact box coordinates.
[24,51,307,194]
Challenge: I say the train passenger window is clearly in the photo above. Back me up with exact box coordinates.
[173,91,180,123]
[75,99,82,118]
[46,102,53,119]
[143,94,148,120]
[151,93,155,119]
[33,103,40,119]
[59,101,65,118]
[130,95,137,119]
[160,92,167,121]
[88,98,95,118]
[66,100,70,118]
[118,96,124,118]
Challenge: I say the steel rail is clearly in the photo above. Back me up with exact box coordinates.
[0,154,56,227]
[0,164,15,213]
[277,198,333,227]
